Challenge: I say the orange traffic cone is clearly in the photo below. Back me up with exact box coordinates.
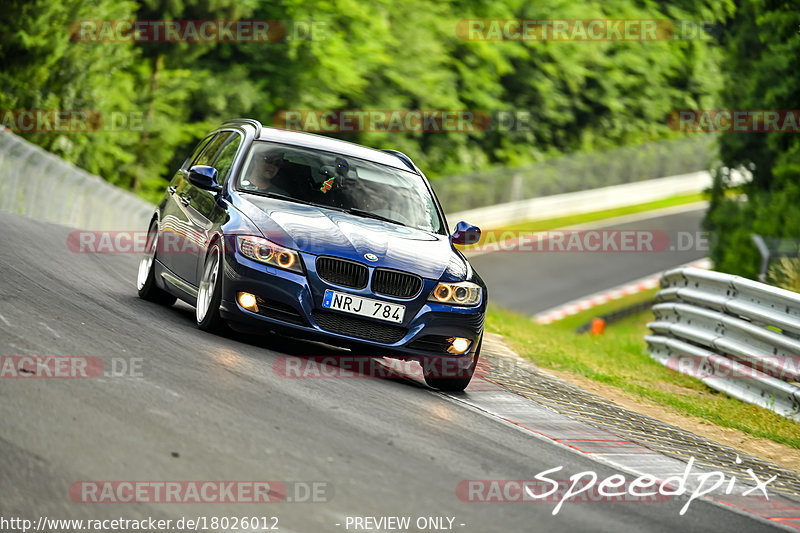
[589,318,606,336]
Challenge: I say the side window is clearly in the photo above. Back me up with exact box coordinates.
[210,133,243,184]
[183,134,216,170]
[194,132,233,168]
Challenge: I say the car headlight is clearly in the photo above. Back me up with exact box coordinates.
[428,281,482,306]
[236,235,303,274]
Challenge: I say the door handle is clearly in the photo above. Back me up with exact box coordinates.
[180,196,191,207]
[167,186,177,194]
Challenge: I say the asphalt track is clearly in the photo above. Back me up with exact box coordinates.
[469,206,708,315]
[0,211,783,532]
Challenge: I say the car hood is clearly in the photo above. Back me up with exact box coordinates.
[234,193,464,280]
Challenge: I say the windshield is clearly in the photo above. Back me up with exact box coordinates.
[236,141,443,233]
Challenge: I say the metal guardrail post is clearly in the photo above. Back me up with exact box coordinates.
[751,234,800,285]
[752,234,771,282]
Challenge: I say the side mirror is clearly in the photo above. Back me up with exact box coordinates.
[451,221,481,245]
[188,165,222,192]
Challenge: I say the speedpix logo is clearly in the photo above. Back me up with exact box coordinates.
[457,457,776,516]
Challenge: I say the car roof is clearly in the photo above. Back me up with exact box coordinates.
[253,126,411,171]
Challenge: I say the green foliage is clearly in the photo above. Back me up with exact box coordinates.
[2,0,731,204]
[768,257,800,293]
[0,0,142,184]
[705,1,800,278]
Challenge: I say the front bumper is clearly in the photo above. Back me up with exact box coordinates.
[218,248,485,359]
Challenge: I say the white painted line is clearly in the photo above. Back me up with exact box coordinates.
[561,201,709,230]
[532,258,711,324]
[38,321,61,338]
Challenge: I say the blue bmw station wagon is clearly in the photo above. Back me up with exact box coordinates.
[137,119,486,390]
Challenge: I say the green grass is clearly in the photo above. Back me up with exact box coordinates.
[499,192,706,232]
[485,303,800,450]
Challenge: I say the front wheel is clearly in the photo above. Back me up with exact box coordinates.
[196,242,226,332]
[137,220,177,306]
[423,336,482,392]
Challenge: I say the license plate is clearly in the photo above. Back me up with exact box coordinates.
[322,289,405,323]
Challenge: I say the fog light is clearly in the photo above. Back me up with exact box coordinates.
[238,292,258,312]
[447,337,471,355]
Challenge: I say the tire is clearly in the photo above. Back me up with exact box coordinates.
[196,242,226,332]
[137,220,177,306]
[423,336,482,392]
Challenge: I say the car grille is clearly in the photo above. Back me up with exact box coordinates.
[372,269,423,299]
[316,257,368,289]
[312,310,407,344]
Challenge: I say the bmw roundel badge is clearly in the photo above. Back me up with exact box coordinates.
[364,253,378,262]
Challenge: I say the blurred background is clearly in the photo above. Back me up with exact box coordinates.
[1,0,798,280]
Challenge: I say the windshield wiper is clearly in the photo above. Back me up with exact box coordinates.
[259,192,347,213]
[346,208,408,227]
[245,191,313,206]
[244,190,408,227]
[264,192,313,205]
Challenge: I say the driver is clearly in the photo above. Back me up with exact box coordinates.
[244,151,285,191]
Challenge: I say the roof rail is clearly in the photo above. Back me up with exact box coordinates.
[382,149,416,171]
[222,118,263,131]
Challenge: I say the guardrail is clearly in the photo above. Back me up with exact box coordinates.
[0,129,154,230]
[435,135,716,214]
[447,171,714,230]
[646,267,800,421]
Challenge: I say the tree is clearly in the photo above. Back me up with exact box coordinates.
[704,0,800,278]
[2,0,733,204]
